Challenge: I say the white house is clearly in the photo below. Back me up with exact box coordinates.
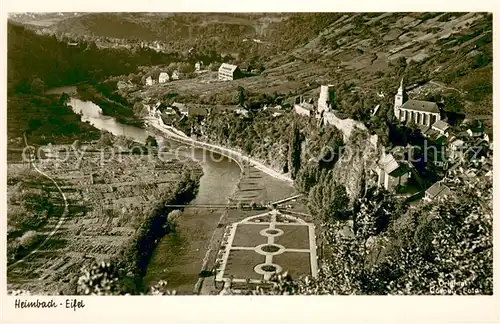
[218,63,243,81]
[163,107,177,115]
[171,70,180,80]
[145,76,153,86]
[159,72,169,84]
[294,96,314,117]
[195,62,201,72]
[483,132,493,150]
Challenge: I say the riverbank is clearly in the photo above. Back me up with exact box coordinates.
[76,84,145,128]
[7,92,101,149]
[7,90,299,294]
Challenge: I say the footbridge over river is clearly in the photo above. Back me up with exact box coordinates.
[163,194,303,211]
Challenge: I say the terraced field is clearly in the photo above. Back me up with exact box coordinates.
[128,12,491,117]
[7,143,202,294]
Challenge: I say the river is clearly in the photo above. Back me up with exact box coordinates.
[48,86,242,293]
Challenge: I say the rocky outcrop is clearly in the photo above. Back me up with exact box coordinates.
[331,130,380,203]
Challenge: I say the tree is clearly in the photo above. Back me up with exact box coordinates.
[308,177,349,222]
[231,161,493,296]
[208,62,219,71]
[166,209,182,232]
[166,62,178,74]
[145,135,158,147]
[72,140,82,151]
[30,78,45,94]
[59,93,70,105]
[288,122,302,179]
[295,163,320,194]
[237,86,247,107]
[77,261,127,295]
[19,230,39,249]
[133,102,147,117]
[98,131,114,148]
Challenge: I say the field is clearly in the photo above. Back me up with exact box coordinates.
[115,12,491,119]
[7,142,202,294]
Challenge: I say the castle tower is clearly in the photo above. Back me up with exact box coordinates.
[318,85,335,115]
[394,77,407,120]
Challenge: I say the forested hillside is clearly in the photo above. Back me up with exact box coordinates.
[7,22,182,144]
[7,22,181,93]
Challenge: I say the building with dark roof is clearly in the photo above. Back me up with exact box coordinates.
[394,78,441,126]
[172,102,188,116]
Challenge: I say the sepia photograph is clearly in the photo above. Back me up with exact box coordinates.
[4,10,494,301]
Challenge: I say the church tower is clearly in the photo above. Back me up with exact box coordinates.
[394,77,407,120]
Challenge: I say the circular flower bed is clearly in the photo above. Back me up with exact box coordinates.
[261,245,280,253]
[261,265,277,272]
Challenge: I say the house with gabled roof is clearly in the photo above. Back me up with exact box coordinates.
[450,139,466,151]
[483,131,493,150]
[171,70,180,80]
[294,96,315,117]
[431,120,451,137]
[172,102,188,116]
[145,76,154,86]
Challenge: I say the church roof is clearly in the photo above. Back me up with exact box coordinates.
[401,99,439,113]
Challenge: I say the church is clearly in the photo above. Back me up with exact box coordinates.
[393,78,441,127]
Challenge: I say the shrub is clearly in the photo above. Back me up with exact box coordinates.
[19,230,39,249]
[166,209,182,231]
